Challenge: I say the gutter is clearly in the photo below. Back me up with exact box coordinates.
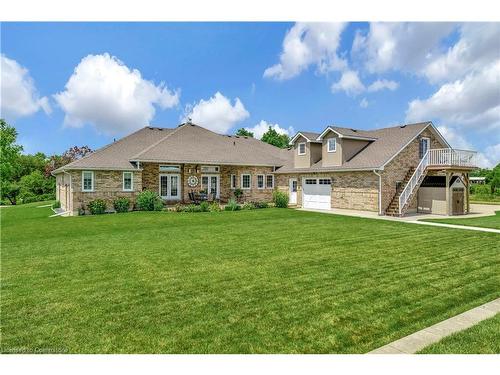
[373,169,383,215]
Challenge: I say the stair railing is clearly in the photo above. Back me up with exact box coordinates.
[398,150,429,215]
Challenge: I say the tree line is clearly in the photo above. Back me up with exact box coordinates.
[0,119,92,205]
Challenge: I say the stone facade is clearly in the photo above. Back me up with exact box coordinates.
[69,170,142,214]
[276,171,378,211]
[380,128,446,213]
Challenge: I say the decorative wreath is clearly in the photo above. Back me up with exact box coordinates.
[187,175,199,187]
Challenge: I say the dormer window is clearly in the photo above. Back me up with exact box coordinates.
[327,138,337,153]
[298,142,306,155]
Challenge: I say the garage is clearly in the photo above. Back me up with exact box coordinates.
[302,178,332,210]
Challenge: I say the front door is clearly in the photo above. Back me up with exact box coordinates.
[289,178,297,204]
[452,188,464,215]
[159,174,181,200]
[201,174,220,199]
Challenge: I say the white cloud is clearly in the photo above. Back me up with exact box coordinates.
[359,98,369,108]
[331,70,365,96]
[406,61,500,131]
[0,54,51,119]
[352,23,456,74]
[367,79,399,92]
[423,23,500,83]
[264,22,347,80]
[54,53,179,135]
[245,120,295,140]
[483,144,500,168]
[184,92,249,134]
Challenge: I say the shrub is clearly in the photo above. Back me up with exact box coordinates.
[233,188,243,201]
[200,201,210,212]
[52,200,61,209]
[273,190,289,208]
[224,199,241,211]
[113,197,130,213]
[183,204,202,212]
[20,192,55,204]
[88,199,107,215]
[242,202,255,210]
[136,190,163,211]
[174,203,184,212]
[209,202,222,212]
[251,201,269,209]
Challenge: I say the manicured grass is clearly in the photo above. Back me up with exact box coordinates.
[419,313,500,354]
[1,203,499,353]
[423,211,500,230]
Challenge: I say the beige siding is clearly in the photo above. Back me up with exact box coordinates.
[321,132,342,167]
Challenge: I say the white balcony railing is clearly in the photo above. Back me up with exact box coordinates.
[398,148,477,215]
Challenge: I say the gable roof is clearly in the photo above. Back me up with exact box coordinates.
[290,131,321,144]
[53,123,291,173]
[275,122,443,173]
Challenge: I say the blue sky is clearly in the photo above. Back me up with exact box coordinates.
[1,22,499,166]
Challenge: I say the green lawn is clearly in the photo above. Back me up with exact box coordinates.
[419,313,500,354]
[1,203,499,353]
[422,211,500,230]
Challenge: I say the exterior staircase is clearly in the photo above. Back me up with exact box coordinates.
[385,167,416,216]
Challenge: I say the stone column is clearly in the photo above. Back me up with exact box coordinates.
[445,171,451,216]
[465,172,470,214]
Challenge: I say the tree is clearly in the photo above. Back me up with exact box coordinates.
[0,119,23,204]
[235,128,254,137]
[45,145,93,176]
[261,127,290,149]
[18,170,55,203]
[489,163,500,195]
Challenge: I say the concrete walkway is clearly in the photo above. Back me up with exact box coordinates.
[369,298,500,354]
[299,203,500,233]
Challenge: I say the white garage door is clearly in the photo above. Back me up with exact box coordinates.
[302,178,331,210]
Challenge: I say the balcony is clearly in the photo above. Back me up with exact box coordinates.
[427,148,478,169]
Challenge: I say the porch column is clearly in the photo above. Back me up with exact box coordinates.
[445,171,451,216]
[465,172,470,214]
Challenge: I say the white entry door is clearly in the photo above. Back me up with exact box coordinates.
[289,178,297,204]
[159,174,181,200]
[201,174,220,199]
[302,178,331,210]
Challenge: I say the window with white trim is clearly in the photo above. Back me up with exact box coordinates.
[123,172,133,191]
[230,174,237,189]
[82,171,94,192]
[159,165,180,172]
[241,174,251,189]
[257,174,264,189]
[266,175,274,189]
[298,142,306,155]
[327,138,336,152]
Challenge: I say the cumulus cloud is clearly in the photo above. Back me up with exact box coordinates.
[0,54,51,119]
[183,92,249,134]
[352,22,457,74]
[406,61,500,131]
[245,120,295,139]
[367,79,399,92]
[264,22,347,80]
[331,70,365,96]
[54,53,179,135]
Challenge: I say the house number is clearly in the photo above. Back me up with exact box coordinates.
[187,175,198,187]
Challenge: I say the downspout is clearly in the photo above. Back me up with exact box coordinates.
[373,170,382,215]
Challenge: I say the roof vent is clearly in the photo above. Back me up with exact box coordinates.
[400,125,407,128]
[233,141,236,146]
[351,129,357,132]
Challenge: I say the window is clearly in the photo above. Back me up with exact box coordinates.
[305,179,317,185]
[257,175,264,189]
[419,137,430,159]
[201,166,220,173]
[159,165,180,172]
[327,138,336,152]
[241,174,251,189]
[298,142,306,155]
[266,175,274,189]
[230,174,237,189]
[82,171,94,192]
[123,172,133,191]
[319,178,331,185]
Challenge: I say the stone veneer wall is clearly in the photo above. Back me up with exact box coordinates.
[141,162,275,203]
[70,170,142,214]
[380,128,446,214]
[276,171,379,211]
